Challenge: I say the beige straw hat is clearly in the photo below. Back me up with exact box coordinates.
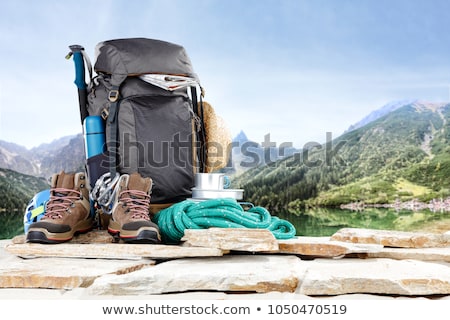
[201,101,232,173]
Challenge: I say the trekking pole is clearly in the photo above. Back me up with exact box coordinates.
[66,45,101,224]
[66,45,90,124]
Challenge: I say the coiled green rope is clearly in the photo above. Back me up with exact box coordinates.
[153,198,296,244]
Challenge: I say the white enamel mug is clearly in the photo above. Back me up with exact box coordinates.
[195,173,230,190]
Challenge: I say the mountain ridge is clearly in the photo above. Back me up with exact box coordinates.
[0,134,85,179]
[1,99,448,238]
[2,99,432,179]
[233,101,450,212]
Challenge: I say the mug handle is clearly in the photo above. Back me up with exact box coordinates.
[223,176,231,189]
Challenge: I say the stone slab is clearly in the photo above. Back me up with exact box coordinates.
[277,236,383,257]
[331,228,450,248]
[298,258,450,296]
[5,242,225,260]
[87,255,304,295]
[86,254,450,296]
[363,247,450,262]
[181,228,279,252]
[0,255,155,289]
[10,230,115,244]
[3,232,450,297]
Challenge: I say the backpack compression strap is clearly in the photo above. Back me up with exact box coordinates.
[107,85,121,178]
[191,86,207,173]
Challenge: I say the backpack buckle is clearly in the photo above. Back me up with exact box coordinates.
[101,108,109,120]
[108,90,119,102]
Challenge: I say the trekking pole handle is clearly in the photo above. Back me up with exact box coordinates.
[66,45,86,90]
[66,44,89,124]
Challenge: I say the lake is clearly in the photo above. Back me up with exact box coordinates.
[1,210,25,240]
[275,207,450,237]
[1,207,450,240]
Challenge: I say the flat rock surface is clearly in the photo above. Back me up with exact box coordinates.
[182,228,279,252]
[5,242,224,260]
[331,227,450,248]
[298,258,450,296]
[87,255,303,296]
[277,236,383,257]
[0,255,155,289]
[364,247,450,262]
[1,227,450,298]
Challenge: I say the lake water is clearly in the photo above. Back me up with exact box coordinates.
[2,207,450,240]
[275,207,450,237]
[1,210,25,240]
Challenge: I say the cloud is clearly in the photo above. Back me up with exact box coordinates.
[2,0,450,150]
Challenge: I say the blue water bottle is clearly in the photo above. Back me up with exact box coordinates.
[83,115,106,158]
[83,115,106,220]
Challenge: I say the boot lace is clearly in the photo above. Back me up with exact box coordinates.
[44,188,82,219]
[119,189,151,220]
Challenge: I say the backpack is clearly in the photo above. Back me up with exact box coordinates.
[82,38,216,213]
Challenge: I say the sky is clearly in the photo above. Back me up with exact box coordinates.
[2,0,450,150]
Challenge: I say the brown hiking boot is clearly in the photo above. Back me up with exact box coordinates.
[108,173,161,244]
[26,171,93,244]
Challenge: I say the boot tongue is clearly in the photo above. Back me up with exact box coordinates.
[56,172,75,189]
[127,173,151,196]
[53,171,76,197]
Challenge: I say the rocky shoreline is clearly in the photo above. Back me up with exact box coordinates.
[340,197,450,212]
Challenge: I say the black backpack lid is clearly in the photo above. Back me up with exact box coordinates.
[94,38,199,87]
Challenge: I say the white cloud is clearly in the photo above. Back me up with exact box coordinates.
[2,0,450,150]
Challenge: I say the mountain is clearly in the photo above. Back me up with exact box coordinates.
[0,141,37,175]
[232,130,250,145]
[346,99,417,132]
[0,134,85,179]
[31,135,77,157]
[232,101,450,212]
[226,130,299,176]
[37,135,85,178]
[4,99,449,215]
[0,134,85,239]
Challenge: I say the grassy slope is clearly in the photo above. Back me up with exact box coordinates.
[234,103,450,211]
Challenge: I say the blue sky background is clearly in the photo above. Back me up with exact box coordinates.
[2,0,450,149]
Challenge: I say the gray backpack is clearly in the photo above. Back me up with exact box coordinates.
[85,38,207,208]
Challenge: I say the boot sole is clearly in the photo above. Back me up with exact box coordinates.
[26,219,94,244]
[108,221,161,244]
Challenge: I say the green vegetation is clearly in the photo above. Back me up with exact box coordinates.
[0,168,50,211]
[233,103,450,211]
[0,168,50,239]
